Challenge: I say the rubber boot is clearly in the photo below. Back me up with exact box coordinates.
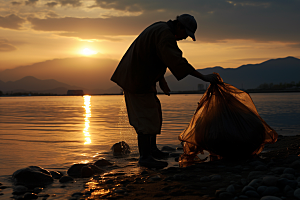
[138,134,168,169]
[150,134,169,159]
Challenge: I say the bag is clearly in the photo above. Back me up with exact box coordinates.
[179,73,277,161]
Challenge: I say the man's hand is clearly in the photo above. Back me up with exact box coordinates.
[159,78,170,96]
[201,73,219,84]
[190,70,220,84]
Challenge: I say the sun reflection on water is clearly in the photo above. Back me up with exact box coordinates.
[83,95,91,145]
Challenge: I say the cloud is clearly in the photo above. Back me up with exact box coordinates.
[0,39,17,52]
[25,0,39,6]
[0,14,26,30]
[287,43,300,49]
[45,2,58,7]
[11,1,22,6]
[58,0,82,7]
[20,0,300,44]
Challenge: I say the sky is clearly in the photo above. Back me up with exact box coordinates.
[1,0,300,72]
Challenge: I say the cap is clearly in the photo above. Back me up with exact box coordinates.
[177,14,197,41]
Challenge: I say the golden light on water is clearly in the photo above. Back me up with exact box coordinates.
[83,95,91,145]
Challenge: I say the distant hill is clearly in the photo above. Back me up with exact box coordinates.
[0,56,300,93]
[0,57,118,91]
[165,56,300,91]
[0,76,84,94]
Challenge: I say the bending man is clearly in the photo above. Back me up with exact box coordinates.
[111,14,218,168]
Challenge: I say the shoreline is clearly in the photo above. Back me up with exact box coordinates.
[0,89,300,97]
[2,135,300,199]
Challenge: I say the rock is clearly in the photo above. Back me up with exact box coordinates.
[290,160,300,169]
[226,184,235,194]
[257,186,268,195]
[81,166,94,178]
[173,174,187,181]
[200,176,210,182]
[140,170,148,175]
[50,171,63,179]
[67,164,103,178]
[245,190,260,198]
[280,173,295,180]
[283,168,295,175]
[12,166,53,187]
[149,175,161,181]
[215,188,226,196]
[263,176,278,186]
[94,159,112,167]
[248,171,264,180]
[13,185,28,194]
[255,165,268,171]
[277,178,289,189]
[210,174,222,181]
[219,192,234,199]
[260,196,282,200]
[284,185,294,197]
[242,185,255,193]
[33,187,43,193]
[23,192,38,199]
[262,186,280,196]
[238,195,249,199]
[161,146,176,152]
[248,179,262,188]
[59,176,74,183]
[249,160,265,166]
[294,188,300,199]
[271,167,285,174]
[111,141,130,156]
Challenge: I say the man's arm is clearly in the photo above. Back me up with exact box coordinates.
[189,69,219,84]
[159,77,170,96]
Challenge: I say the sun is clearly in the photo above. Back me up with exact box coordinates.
[81,48,97,56]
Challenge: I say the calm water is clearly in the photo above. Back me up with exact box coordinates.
[0,93,300,198]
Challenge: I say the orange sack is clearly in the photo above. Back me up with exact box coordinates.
[179,73,278,162]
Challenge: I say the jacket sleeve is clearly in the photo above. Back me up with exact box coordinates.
[157,37,195,81]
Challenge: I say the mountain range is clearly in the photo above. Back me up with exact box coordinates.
[0,56,300,94]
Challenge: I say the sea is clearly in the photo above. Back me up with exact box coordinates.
[0,93,300,199]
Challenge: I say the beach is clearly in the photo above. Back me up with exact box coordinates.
[2,134,300,200]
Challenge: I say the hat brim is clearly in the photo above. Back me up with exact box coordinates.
[186,28,196,41]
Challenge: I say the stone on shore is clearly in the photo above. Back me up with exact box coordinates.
[94,159,112,167]
[12,166,53,187]
[67,164,104,178]
[111,141,130,156]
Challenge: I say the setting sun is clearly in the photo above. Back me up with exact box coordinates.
[81,48,97,56]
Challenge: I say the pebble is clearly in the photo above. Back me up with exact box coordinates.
[248,179,262,188]
[280,173,295,180]
[260,196,282,200]
[263,176,278,186]
[294,188,300,199]
[249,160,265,166]
[33,187,43,193]
[283,168,295,174]
[59,176,74,183]
[262,186,280,196]
[248,171,264,180]
[257,186,268,195]
[255,165,268,171]
[284,185,294,197]
[219,192,234,198]
[210,174,222,181]
[271,167,285,174]
[173,174,187,181]
[245,190,260,198]
[238,195,249,199]
[290,160,300,169]
[242,186,255,193]
[226,184,235,193]
[13,185,28,194]
[149,175,161,181]
[200,176,210,182]
[23,192,38,199]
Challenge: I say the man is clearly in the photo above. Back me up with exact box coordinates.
[111,14,218,168]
